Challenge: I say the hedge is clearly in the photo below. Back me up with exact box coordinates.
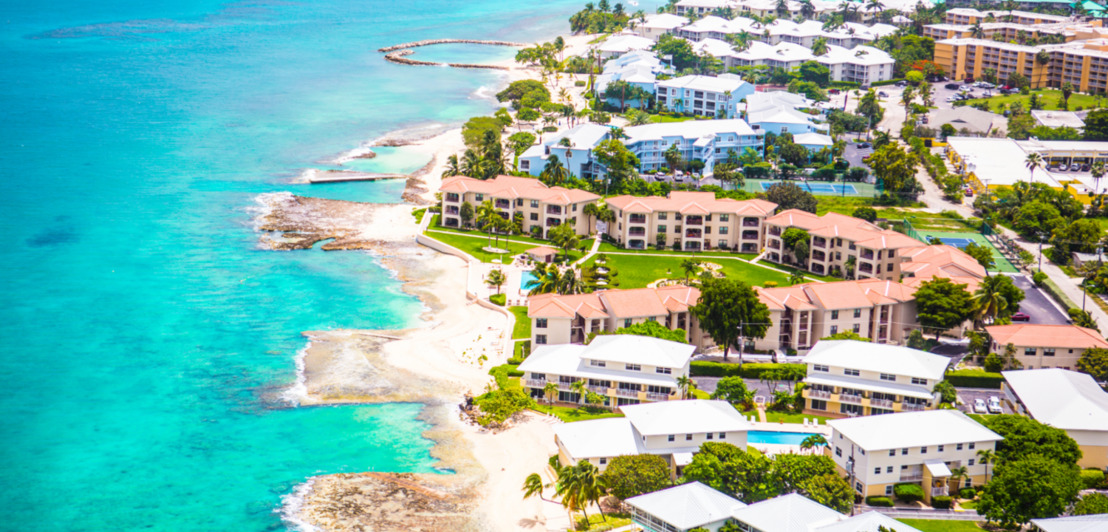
[894,483,925,503]
[1080,468,1106,489]
[870,78,906,87]
[932,495,953,509]
[865,496,894,507]
[489,363,523,391]
[490,293,506,306]
[690,362,806,378]
[959,487,977,499]
[944,369,1005,389]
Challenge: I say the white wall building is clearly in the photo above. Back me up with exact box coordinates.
[636,13,691,41]
[623,119,765,174]
[655,75,755,118]
[1002,369,1108,469]
[598,33,655,60]
[627,482,745,532]
[519,123,612,180]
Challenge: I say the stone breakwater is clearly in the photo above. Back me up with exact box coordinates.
[378,39,526,70]
[377,39,527,53]
[384,49,509,70]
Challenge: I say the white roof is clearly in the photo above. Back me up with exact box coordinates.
[657,74,749,94]
[544,123,611,150]
[626,482,747,530]
[1003,369,1108,433]
[746,91,811,113]
[815,511,923,532]
[1030,514,1108,532]
[586,334,695,368]
[599,34,655,54]
[827,410,1003,451]
[819,45,895,67]
[624,119,758,143]
[794,132,834,147]
[734,41,814,63]
[642,13,689,30]
[730,493,845,532]
[923,459,952,477]
[748,106,818,127]
[517,343,687,387]
[692,38,738,58]
[804,340,951,381]
[619,400,752,436]
[947,137,1037,188]
[554,418,640,459]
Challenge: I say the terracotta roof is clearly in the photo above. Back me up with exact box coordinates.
[757,279,916,312]
[528,293,608,319]
[606,191,776,216]
[440,175,599,205]
[527,286,702,321]
[768,210,920,250]
[986,324,1108,350]
[526,246,558,257]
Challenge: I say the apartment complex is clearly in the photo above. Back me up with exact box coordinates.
[552,400,751,472]
[655,75,755,118]
[935,37,1108,94]
[985,324,1108,370]
[943,8,1070,26]
[518,123,612,181]
[438,175,598,238]
[622,120,767,174]
[604,191,777,252]
[801,340,951,417]
[827,410,1003,501]
[517,335,695,407]
[1002,369,1108,469]
[763,210,928,279]
[527,285,713,348]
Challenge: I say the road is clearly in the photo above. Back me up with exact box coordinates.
[1010,274,1071,325]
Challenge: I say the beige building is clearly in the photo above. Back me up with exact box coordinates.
[1003,369,1108,469]
[943,8,1069,26]
[438,175,599,238]
[828,410,1003,502]
[527,286,712,349]
[801,340,951,418]
[986,324,1108,371]
[604,192,777,252]
[935,37,1108,94]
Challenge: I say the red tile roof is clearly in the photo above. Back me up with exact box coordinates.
[986,324,1108,350]
[440,175,599,205]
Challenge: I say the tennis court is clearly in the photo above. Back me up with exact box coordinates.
[758,181,858,195]
[914,230,1019,273]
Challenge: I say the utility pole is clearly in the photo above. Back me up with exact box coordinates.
[847,445,857,516]
[1038,234,1045,272]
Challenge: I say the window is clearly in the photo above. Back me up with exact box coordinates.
[719,432,726,439]
[921,446,928,454]
[938,445,944,452]
[719,214,729,222]
[536,335,547,345]
[965,478,972,487]
[686,434,693,441]
[658,225,667,233]
[885,485,894,496]
[530,213,538,221]
[969,443,976,450]
[624,319,632,328]
[668,435,675,442]
[830,325,838,335]
[854,309,862,318]
[957,443,963,450]
[880,373,896,381]
[902,448,909,455]
[599,457,607,465]
[810,399,827,410]
[874,467,881,475]
[814,364,829,372]
[659,213,667,220]
[719,226,728,235]
[886,466,894,473]
[911,377,927,386]
[1044,348,1056,357]
[655,367,672,374]
[475,194,483,201]
[889,450,896,457]
[853,324,860,334]
[625,364,641,371]
[844,368,860,376]
[589,360,606,367]
[835,447,843,457]
[831,310,839,319]
[968,459,975,466]
[707,433,714,440]
[1024,347,1037,357]
[536,318,548,329]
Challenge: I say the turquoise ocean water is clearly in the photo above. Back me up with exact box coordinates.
[0,0,593,529]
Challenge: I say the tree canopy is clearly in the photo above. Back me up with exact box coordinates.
[977,454,1081,526]
[690,279,771,363]
[600,454,672,501]
[764,182,817,213]
[710,376,752,404]
[1077,346,1108,382]
[981,414,1083,467]
[608,320,687,344]
[914,278,974,339]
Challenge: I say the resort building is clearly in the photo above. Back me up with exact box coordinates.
[626,482,746,532]
[1002,369,1108,469]
[817,45,896,86]
[1031,514,1108,532]
[552,400,751,472]
[518,123,612,181]
[655,75,755,118]
[827,410,1003,502]
[926,107,1007,136]
[634,13,690,42]
[597,33,655,60]
[437,175,599,238]
[603,191,777,252]
[622,120,767,175]
[763,210,929,279]
[755,279,919,353]
[691,38,895,85]
[596,51,672,109]
[934,36,1108,94]
[800,340,951,417]
[526,285,713,349]
[985,324,1108,370]
[745,92,831,140]
[943,8,1069,26]
[517,334,695,407]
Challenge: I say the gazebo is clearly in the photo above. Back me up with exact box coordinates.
[525,246,558,263]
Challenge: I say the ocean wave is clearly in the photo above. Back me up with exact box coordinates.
[277,478,321,532]
[247,191,296,232]
[327,143,378,165]
[280,343,310,407]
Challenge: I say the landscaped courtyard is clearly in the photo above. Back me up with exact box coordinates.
[584,253,792,289]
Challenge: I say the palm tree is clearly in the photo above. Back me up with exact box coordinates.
[800,434,827,450]
[676,375,695,399]
[522,472,556,503]
[1061,82,1074,110]
[549,223,580,263]
[948,465,968,495]
[558,268,586,295]
[789,270,807,285]
[970,23,984,39]
[542,155,569,186]
[799,0,816,19]
[555,461,608,524]
[865,0,884,19]
[1092,161,1106,198]
[1025,152,1043,185]
[900,86,915,127]
[977,449,995,484]
[486,269,506,295]
[570,380,586,404]
[461,148,483,178]
[477,200,498,248]
[680,257,701,285]
[443,154,461,177]
[582,203,600,234]
[776,0,789,17]
[810,37,829,56]
[972,276,1010,327]
[544,381,559,405]
[530,264,560,295]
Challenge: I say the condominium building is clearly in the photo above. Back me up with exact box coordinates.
[819,45,896,85]
[622,120,766,174]
[518,123,612,180]
[517,334,695,407]
[655,75,755,118]
[596,51,671,109]
[553,400,751,472]
[755,279,919,353]
[1031,515,1108,532]
[1003,369,1108,469]
[604,191,776,252]
[801,340,951,417]
[943,8,1069,26]
[985,324,1108,371]
[933,38,1051,88]
[597,33,655,60]
[527,286,713,349]
[634,13,690,42]
[626,482,746,532]
[438,175,599,238]
[763,210,926,279]
[827,410,1003,502]
[690,38,895,85]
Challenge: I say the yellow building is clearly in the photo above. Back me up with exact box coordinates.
[934,38,1051,87]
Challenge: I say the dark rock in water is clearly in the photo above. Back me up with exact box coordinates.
[26,227,78,247]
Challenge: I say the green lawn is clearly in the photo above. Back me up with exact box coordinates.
[597,241,757,260]
[429,219,552,246]
[574,513,633,532]
[815,197,876,215]
[962,88,1104,113]
[531,404,624,422]
[509,306,531,339]
[424,230,582,263]
[895,519,985,532]
[586,253,791,288]
[741,409,831,424]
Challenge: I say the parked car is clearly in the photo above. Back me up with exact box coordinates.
[1082,163,1091,172]
[1055,165,1067,172]
[895,80,908,87]
[988,396,1003,414]
[1011,312,1031,322]
[878,91,888,98]
[974,398,988,414]
[964,187,974,196]
[858,142,871,148]
[945,83,961,90]
[829,88,840,94]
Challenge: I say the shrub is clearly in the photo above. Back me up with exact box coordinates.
[959,487,977,499]
[574,80,586,87]
[764,281,778,288]
[1033,271,1047,287]
[932,495,953,509]
[488,363,523,390]
[490,293,506,306]
[944,369,1004,389]
[865,496,894,507]
[1080,468,1106,489]
[690,362,806,378]
[893,483,925,503]
[542,126,558,132]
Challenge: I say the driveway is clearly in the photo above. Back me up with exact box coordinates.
[957,388,1013,415]
[1009,274,1071,325]
[843,142,874,171]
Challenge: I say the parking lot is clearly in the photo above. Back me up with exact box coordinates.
[843,141,874,172]
[957,388,1013,415]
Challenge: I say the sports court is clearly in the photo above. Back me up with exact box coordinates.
[912,230,1019,273]
[747,179,876,196]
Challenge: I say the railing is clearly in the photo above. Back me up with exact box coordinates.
[445,206,459,215]
[496,200,511,209]
[813,239,827,248]
[769,241,780,249]
[861,250,874,260]
[902,403,928,411]
[445,194,460,202]
[932,487,949,497]
[525,379,547,388]
[629,229,646,236]
[685,230,702,238]
[872,398,894,408]
[546,206,563,215]
[645,392,671,401]
[743,219,760,227]
[685,218,703,226]
[629,215,647,224]
[615,388,640,398]
[587,385,609,394]
[808,389,831,399]
[900,474,924,482]
[545,218,561,226]
[742,231,759,240]
[840,394,864,405]
[859,264,874,273]
[769,227,781,236]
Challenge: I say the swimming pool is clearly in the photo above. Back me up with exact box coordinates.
[520,271,539,291]
[747,430,823,446]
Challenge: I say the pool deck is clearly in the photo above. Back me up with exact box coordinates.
[745,421,832,456]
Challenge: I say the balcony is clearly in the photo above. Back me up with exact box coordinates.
[861,250,874,260]
[445,206,459,215]
[742,230,759,240]
[808,389,831,399]
[445,193,460,202]
[685,216,704,226]
[685,229,702,238]
[813,238,827,249]
[900,474,924,482]
[840,394,864,405]
[616,388,640,398]
[769,240,780,249]
[546,218,561,227]
[871,398,894,409]
[546,206,563,215]
[629,214,647,224]
[629,228,646,237]
[859,263,874,274]
[645,392,671,401]
[587,385,610,394]
[743,218,760,227]
[769,227,781,236]
[495,199,511,209]
[902,403,927,412]
[932,487,949,497]
[525,379,547,388]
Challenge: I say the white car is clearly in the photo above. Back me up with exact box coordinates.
[973,398,988,413]
[987,396,1003,414]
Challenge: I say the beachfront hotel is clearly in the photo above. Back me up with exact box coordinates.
[437,175,599,238]
[985,324,1108,371]
[527,286,713,349]
[827,410,1003,502]
[603,191,777,252]
[552,400,750,473]
[518,123,612,182]
[800,340,951,417]
[1002,369,1108,469]
[517,334,694,407]
[654,75,755,119]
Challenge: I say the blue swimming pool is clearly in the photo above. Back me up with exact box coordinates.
[747,430,823,445]
[520,271,539,291]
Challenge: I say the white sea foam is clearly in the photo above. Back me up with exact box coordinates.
[280,343,310,407]
[329,142,378,165]
[277,478,322,532]
[472,84,497,101]
[247,191,296,232]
